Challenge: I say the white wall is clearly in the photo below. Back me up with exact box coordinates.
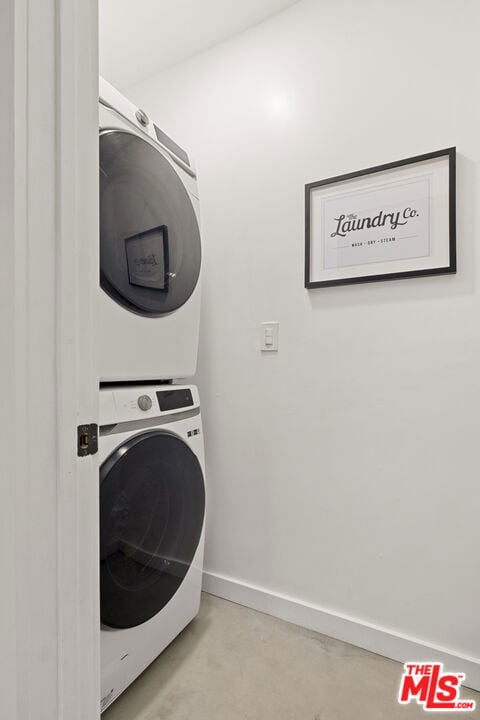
[129,0,480,676]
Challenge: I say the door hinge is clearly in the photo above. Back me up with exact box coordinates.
[77,423,98,457]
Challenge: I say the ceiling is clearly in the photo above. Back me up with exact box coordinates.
[99,0,300,90]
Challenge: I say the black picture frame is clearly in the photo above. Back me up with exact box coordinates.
[125,224,170,292]
[305,147,456,289]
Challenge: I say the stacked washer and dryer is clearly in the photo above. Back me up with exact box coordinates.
[98,78,206,712]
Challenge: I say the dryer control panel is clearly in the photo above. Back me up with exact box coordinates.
[99,384,200,426]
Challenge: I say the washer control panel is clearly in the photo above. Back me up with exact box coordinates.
[99,385,200,426]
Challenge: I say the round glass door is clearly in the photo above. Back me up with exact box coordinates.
[100,430,205,629]
[100,130,201,317]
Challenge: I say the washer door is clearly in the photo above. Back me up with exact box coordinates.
[100,129,201,317]
[100,430,205,629]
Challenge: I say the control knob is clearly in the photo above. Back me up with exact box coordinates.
[135,108,149,127]
[137,394,152,411]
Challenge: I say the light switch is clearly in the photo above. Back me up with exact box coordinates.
[261,322,279,352]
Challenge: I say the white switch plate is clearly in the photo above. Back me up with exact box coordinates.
[261,321,279,352]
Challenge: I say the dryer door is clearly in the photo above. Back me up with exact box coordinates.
[100,430,205,629]
[100,129,201,317]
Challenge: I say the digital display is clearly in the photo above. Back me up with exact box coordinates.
[153,124,190,167]
[156,389,194,412]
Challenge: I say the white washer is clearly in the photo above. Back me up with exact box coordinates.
[99,384,206,712]
[99,78,202,382]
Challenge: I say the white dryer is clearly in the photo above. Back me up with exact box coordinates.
[99,384,206,712]
[99,78,202,382]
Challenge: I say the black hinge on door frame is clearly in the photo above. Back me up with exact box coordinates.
[77,423,98,457]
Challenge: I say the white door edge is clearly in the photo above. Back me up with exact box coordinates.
[0,0,100,718]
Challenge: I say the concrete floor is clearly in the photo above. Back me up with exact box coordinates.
[103,593,479,720]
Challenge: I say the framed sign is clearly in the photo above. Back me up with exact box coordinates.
[305,147,456,288]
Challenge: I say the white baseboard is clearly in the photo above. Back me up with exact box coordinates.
[202,570,480,691]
